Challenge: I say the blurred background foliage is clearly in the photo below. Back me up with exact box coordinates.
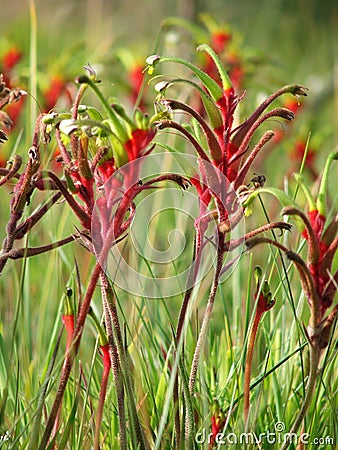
[0,0,336,164]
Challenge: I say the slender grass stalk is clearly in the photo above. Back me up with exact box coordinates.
[29,0,37,135]
[57,380,80,450]
[278,345,320,450]
[28,331,62,449]
[173,234,199,448]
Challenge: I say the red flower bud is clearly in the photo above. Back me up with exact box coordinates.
[2,48,22,73]
[43,75,66,112]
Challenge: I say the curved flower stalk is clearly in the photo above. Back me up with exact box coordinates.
[146,47,301,446]
[244,151,338,447]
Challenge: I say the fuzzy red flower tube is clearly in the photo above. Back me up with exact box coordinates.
[243,267,275,426]
[209,400,226,449]
[51,287,75,447]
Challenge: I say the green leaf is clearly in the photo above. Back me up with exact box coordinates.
[151,55,223,101]
[243,187,295,211]
[197,43,232,91]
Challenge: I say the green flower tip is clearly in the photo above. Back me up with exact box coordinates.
[254,265,262,283]
[264,291,275,308]
[83,62,98,80]
[154,80,170,94]
[63,287,73,316]
[262,280,271,297]
[42,112,58,125]
[211,399,220,415]
[76,63,100,85]
[146,54,161,75]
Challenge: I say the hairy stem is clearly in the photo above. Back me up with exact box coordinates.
[38,261,102,450]
[94,345,111,450]
[189,237,224,393]
[100,273,127,450]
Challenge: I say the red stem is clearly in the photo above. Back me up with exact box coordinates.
[38,262,102,450]
[51,314,75,447]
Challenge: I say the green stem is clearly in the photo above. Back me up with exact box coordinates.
[293,174,316,211]
[29,0,37,134]
[151,55,223,102]
[278,345,320,450]
[79,77,128,142]
[77,76,129,166]
[316,150,338,216]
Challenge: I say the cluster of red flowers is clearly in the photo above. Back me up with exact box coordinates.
[0,47,73,127]
[301,201,336,317]
[0,47,25,134]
